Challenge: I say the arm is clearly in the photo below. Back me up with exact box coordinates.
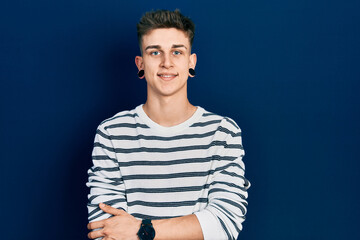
[152,214,203,240]
[86,124,128,223]
[195,118,250,240]
[88,204,203,240]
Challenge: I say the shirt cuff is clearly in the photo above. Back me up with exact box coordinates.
[194,210,227,240]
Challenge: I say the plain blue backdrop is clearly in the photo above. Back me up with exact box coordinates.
[1,0,359,239]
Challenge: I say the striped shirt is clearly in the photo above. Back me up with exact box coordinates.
[87,104,250,240]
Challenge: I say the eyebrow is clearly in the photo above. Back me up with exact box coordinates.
[144,44,188,51]
[172,44,187,49]
[144,45,161,51]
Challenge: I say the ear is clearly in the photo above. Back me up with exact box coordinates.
[135,56,144,71]
[189,53,197,70]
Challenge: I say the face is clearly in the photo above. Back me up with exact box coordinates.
[135,28,197,98]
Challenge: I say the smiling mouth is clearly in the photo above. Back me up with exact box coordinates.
[157,74,178,80]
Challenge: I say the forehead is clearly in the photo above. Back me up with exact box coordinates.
[142,28,190,49]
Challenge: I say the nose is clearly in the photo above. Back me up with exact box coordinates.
[160,52,173,68]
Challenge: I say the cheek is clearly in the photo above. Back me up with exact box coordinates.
[181,62,191,73]
[176,58,190,70]
[144,63,158,74]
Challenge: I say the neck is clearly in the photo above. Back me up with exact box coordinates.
[143,93,197,127]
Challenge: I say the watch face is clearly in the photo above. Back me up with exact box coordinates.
[138,221,155,240]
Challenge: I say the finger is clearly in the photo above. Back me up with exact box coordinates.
[87,220,105,230]
[87,229,104,239]
[99,203,124,216]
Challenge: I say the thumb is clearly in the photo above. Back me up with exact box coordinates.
[99,203,124,215]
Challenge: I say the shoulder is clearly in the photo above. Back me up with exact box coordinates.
[200,107,242,134]
[96,106,139,131]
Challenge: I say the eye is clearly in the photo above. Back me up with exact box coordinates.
[151,51,160,56]
[173,50,182,55]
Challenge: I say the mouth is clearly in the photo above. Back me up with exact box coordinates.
[157,73,178,81]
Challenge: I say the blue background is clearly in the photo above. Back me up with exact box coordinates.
[1,0,359,239]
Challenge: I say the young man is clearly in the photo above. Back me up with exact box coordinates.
[87,10,250,240]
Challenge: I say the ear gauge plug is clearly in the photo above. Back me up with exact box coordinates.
[138,70,145,78]
[189,68,196,77]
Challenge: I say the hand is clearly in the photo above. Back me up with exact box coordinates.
[87,203,141,240]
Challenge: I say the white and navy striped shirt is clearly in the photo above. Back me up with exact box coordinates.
[87,104,250,240]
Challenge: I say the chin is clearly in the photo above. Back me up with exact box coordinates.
[158,90,179,97]
[149,82,187,97]
[156,87,184,97]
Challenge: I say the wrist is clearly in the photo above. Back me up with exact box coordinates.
[137,219,155,240]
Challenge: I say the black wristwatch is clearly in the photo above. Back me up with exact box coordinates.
[137,219,155,240]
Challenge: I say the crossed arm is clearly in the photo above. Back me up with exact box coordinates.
[87,203,203,240]
[87,120,250,240]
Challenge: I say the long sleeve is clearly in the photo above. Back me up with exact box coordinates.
[195,117,250,240]
[86,123,128,223]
